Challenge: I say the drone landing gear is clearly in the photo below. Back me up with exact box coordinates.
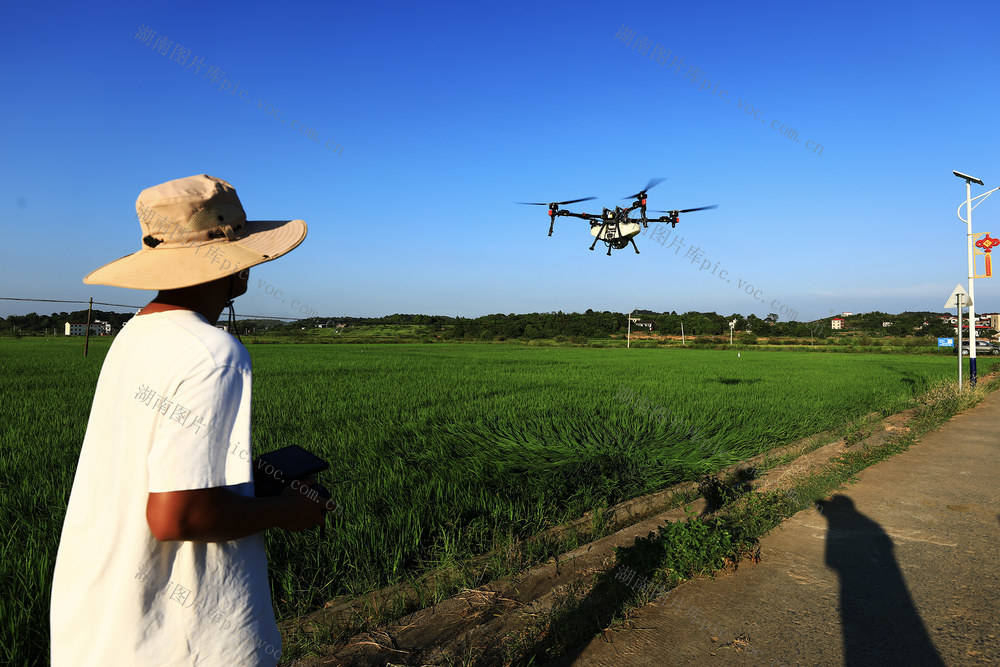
[591,237,614,255]
[589,232,640,255]
[590,220,616,254]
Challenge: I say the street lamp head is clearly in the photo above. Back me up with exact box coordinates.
[954,170,984,186]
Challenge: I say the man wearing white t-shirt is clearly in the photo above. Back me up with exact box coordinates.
[51,175,325,665]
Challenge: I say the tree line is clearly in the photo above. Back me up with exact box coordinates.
[1,308,978,340]
[2,310,135,335]
[296,309,970,340]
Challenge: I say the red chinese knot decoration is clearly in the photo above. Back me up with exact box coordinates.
[976,234,997,277]
[975,234,998,253]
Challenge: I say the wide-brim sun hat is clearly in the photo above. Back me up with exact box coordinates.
[84,174,307,290]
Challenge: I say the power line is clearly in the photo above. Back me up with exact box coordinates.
[1,297,139,308]
[0,297,305,321]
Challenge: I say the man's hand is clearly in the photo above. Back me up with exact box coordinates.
[275,477,329,532]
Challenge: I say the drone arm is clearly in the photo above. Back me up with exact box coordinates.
[558,210,596,220]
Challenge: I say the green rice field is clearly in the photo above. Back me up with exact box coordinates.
[1,337,992,664]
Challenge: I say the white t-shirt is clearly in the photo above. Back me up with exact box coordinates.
[51,309,281,665]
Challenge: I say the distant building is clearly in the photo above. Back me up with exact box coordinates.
[629,316,654,331]
[831,318,844,330]
[841,312,853,316]
[938,312,996,337]
[65,321,110,336]
[882,321,893,328]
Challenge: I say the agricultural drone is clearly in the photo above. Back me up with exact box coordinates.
[517,178,717,255]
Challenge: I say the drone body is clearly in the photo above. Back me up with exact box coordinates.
[517,179,717,255]
[590,208,642,250]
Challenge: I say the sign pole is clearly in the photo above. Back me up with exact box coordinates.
[945,284,970,389]
[957,294,963,390]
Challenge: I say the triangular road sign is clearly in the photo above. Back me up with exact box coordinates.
[944,283,972,309]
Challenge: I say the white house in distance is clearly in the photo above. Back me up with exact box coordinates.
[65,320,111,336]
[628,316,654,331]
[831,318,844,330]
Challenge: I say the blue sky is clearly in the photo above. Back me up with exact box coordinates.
[2,1,999,322]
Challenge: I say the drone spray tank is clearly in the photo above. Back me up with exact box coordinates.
[589,206,642,254]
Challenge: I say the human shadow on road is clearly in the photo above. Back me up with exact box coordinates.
[818,494,944,666]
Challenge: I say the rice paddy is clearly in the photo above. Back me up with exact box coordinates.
[1,337,991,664]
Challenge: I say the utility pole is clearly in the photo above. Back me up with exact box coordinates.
[953,170,999,386]
[84,297,93,357]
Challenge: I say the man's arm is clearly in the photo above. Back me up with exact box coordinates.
[146,484,327,542]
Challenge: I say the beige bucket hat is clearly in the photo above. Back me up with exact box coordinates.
[84,174,307,290]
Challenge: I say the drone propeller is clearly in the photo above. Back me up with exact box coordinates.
[622,178,665,200]
[651,205,719,214]
[515,196,597,206]
[516,196,597,237]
